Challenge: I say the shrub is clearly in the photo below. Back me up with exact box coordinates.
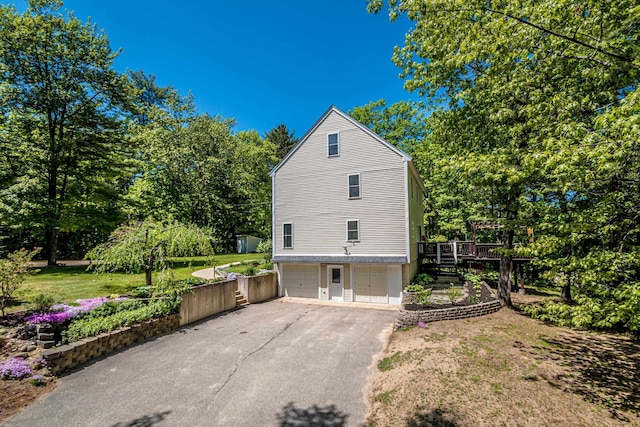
[30,293,56,313]
[405,284,432,305]
[445,286,463,304]
[28,375,45,386]
[259,261,274,271]
[244,266,257,276]
[412,273,434,287]
[0,357,32,379]
[24,297,115,325]
[132,286,152,298]
[0,248,40,317]
[257,239,272,263]
[62,298,180,343]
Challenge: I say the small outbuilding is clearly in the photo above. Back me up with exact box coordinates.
[236,235,262,253]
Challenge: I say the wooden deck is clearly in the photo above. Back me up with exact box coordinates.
[418,241,532,264]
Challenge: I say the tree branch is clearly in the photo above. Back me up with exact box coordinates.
[484,7,634,64]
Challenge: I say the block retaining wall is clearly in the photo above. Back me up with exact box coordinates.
[41,272,278,375]
[397,282,502,328]
[41,314,180,375]
[397,300,502,328]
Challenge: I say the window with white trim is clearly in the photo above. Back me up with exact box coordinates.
[348,174,360,199]
[327,133,339,157]
[283,223,293,248]
[347,220,359,242]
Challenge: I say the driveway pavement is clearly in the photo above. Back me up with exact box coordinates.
[4,300,396,427]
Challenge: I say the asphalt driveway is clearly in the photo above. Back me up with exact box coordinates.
[4,300,396,427]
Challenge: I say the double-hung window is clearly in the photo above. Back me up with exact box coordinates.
[348,174,361,199]
[327,133,339,157]
[347,220,360,242]
[283,223,293,248]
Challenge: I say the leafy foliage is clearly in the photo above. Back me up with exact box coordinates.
[86,220,214,286]
[0,0,136,264]
[368,0,640,317]
[61,298,179,343]
[257,239,272,263]
[0,248,39,316]
[264,124,299,161]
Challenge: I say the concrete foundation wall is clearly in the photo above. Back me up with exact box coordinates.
[237,272,277,303]
[180,279,237,326]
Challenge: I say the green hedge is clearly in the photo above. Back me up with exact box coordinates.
[62,299,180,343]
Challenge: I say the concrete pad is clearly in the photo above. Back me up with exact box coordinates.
[5,300,396,427]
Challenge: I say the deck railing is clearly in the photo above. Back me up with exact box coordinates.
[418,241,503,260]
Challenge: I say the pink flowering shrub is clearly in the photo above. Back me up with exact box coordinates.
[24,297,116,325]
[0,357,32,379]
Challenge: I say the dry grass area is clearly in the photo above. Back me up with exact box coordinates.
[368,296,640,427]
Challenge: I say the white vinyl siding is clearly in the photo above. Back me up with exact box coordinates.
[283,223,293,248]
[328,132,339,157]
[407,165,425,264]
[347,220,359,242]
[273,110,407,257]
[348,173,360,199]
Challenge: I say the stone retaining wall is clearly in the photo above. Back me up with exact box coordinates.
[40,273,279,375]
[397,299,502,328]
[41,314,180,375]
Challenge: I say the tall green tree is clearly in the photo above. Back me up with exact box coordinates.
[349,99,427,155]
[264,124,298,161]
[127,108,277,251]
[0,0,135,264]
[368,0,640,307]
[86,220,213,287]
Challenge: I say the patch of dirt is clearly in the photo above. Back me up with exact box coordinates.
[0,314,56,423]
[0,380,56,424]
[368,296,640,427]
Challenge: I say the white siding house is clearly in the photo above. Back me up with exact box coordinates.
[271,106,424,305]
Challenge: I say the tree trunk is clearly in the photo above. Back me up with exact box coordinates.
[561,273,572,302]
[145,267,153,287]
[498,211,516,307]
[518,263,526,294]
[44,224,58,266]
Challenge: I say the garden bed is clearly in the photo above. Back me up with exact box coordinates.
[403,281,497,310]
[398,281,500,328]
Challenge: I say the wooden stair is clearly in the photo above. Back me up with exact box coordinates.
[235,290,249,307]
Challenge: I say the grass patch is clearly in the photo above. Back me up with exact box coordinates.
[10,253,260,312]
[377,351,413,372]
[374,389,397,406]
[367,295,640,427]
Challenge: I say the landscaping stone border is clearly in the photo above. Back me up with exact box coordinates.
[396,282,502,328]
[39,273,279,375]
[41,314,179,375]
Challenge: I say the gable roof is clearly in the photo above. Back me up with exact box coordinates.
[270,105,414,176]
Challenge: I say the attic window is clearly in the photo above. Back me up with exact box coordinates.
[328,133,339,157]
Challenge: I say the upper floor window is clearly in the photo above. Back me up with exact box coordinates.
[283,223,293,248]
[348,174,360,199]
[347,220,360,242]
[327,133,339,157]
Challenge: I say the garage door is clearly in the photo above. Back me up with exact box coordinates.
[282,264,318,298]
[354,266,388,304]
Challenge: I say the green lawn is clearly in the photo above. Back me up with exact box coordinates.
[9,253,263,313]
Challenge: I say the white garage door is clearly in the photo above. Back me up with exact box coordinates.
[282,264,318,298]
[354,266,388,304]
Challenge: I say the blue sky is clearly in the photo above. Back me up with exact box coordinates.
[15,0,417,136]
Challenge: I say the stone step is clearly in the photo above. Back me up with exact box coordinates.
[235,290,249,307]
